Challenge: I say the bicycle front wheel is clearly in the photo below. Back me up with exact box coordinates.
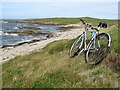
[69,34,84,58]
[85,33,111,65]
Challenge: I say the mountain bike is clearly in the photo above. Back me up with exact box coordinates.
[69,19,112,65]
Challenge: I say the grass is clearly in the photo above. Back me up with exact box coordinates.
[2,43,119,88]
[2,17,119,88]
[23,17,118,26]
[23,18,80,24]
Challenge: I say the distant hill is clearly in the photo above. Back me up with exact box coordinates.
[22,17,117,26]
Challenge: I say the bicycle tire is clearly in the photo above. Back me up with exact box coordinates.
[69,34,84,58]
[85,33,111,65]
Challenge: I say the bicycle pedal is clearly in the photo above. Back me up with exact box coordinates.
[78,49,84,56]
[74,51,79,56]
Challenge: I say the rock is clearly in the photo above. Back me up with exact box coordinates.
[57,25,79,31]
[18,27,42,30]
[46,33,54,38]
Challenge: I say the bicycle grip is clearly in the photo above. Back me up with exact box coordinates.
[80,19,86,24]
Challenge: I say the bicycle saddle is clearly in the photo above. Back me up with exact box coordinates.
[98,22,107,28]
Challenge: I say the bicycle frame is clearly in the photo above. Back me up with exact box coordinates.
[78,27,100,54]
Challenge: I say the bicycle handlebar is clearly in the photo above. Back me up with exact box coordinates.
[80,19,98,31]
[80,19,86,24]
[91,27,98,31]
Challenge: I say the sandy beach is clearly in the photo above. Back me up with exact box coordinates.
[0,27,84,62]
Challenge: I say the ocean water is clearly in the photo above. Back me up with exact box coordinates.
[0,21,60,46]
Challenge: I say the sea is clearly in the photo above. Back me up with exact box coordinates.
[0,20,60,46]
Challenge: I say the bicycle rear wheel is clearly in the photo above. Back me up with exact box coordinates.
[85,33,111,65]
[69,34,84,58]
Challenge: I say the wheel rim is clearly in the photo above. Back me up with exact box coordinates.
[69,35,83,57]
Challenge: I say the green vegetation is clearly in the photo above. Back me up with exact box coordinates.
[2,17,119,88]
[80,17,117,26]
[23,17,117,26]
[23,18,80,24]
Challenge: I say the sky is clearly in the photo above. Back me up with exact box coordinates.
[1,0,119,2]
[1,2,118,19]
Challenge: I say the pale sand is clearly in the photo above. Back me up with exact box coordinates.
[0,28,84,62]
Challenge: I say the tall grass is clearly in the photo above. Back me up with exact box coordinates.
[2,39,119,88]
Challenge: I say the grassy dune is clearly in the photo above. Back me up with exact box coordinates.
[2,17,119,88]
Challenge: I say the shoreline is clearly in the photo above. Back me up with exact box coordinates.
[1,27,83,62]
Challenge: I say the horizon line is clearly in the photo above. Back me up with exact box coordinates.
[1,16,118,20]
